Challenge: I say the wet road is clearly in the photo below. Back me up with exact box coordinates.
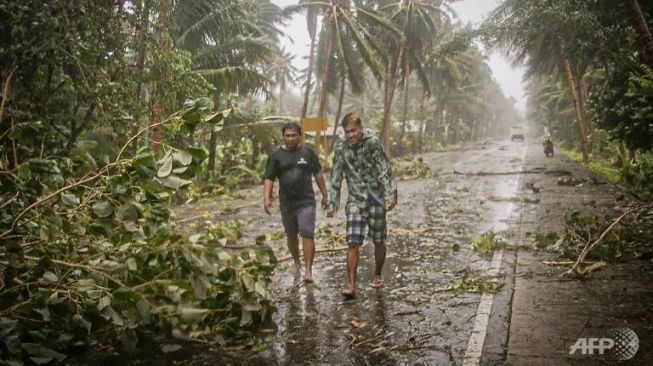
[244,140,531,365]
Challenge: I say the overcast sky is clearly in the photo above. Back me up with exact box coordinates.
[271,0,526,113]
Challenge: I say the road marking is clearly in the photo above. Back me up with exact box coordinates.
[462,250,504,366]
[462,145,527,365]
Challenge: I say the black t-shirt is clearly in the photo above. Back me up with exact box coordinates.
[263,145,321,207]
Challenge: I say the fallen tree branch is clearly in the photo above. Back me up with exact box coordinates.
[24,255,128,289]
[453,168,545,176]
[567,203,653,278]
[543,260,597,266]
[0,62,16,126]
[352,331,394,348]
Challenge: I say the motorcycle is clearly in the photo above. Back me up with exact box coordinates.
[543,140,554,157]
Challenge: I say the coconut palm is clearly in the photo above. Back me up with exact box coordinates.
[266,47,298,114]
[287,0,398,120]
[172,0,286,171]
[378,0,446,156]
[484,0,611,162]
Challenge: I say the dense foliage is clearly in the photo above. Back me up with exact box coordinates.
[0,98,277,364]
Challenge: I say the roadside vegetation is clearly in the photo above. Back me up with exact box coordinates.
[1,0,652,363]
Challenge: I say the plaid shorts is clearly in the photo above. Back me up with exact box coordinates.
[346,199,387,246]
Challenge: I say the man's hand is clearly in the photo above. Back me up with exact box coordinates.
[326,208,337,218]
[321,196,328,210]
[264,199,273,215]
[384,199,396,211]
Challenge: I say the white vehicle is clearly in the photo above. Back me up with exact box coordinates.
[510,126,525,141]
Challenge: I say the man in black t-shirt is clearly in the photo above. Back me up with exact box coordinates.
[263,122,328,282]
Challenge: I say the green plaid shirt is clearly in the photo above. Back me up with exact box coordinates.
[328,130,397,214]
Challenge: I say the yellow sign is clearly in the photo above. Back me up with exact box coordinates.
[300,116,329,154]
[301,116,328,131]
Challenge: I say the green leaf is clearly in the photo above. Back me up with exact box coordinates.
[186,146,208,163]
[241,273,254,292]
[61,193,80,207]
[243,302,262,311]
[127,258,137,271]
[42,271,58,283]
[98,296,112,311]
[180,307,209,323]
[161,344,182,353]
[92,201,114,218]
[254,281,267,299]
[202,111,226,124]
[173,150,193,166]
[116,203,139,222]
[0,317,18,336]
[12,121,42,144]
[160,176,192,190]
[137,299,151,324]
[240,310,252,327]
[157,153,174,178]
[72,314,92,334]
[28,159,60,174]
[21,343,66,364]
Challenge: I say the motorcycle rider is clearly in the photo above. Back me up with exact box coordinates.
[543,136,554,156]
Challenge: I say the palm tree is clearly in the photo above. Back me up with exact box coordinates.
[267,48,298,114]
[378,0,444,156]
[287,0,395,119]
[172,0,285,171]
[485,0,594,161]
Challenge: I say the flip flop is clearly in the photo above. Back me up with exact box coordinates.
[371,278,384,288]
[341,290,356,300]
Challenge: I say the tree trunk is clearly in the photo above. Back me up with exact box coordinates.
[314,28,335,155]
[432,95,442,144]
[149,100,162,155]
[380,46,404,157]
[132,0,150,149]
[400,64,410,141]
[149,0,171,157]
[579,76,594,148]
[562,48,588,162]
[316,34,334,117]
[207,98,220,173]
[278,77,285,114]
[330,77,346,152]
[416,86,427,153]
[301,11,318,118]
[629,0,653,68]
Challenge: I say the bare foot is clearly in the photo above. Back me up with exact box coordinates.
[371,276,384,288]
[304,271,314,283]
[289,262,300,274]
[341,286,356,299]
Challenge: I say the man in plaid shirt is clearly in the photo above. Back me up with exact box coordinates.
[326,112,397,299]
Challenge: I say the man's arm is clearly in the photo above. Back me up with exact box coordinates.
[372,141,397,210]
[314,171,328,209]
[263,178,274,215]
[326,142,345,217]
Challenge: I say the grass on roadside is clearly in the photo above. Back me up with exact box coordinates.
[471,230,506,253]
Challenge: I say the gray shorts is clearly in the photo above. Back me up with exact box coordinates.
[281,205,316,238]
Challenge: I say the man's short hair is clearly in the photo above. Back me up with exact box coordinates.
[281,122,302,135]
[341,112,362,128]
